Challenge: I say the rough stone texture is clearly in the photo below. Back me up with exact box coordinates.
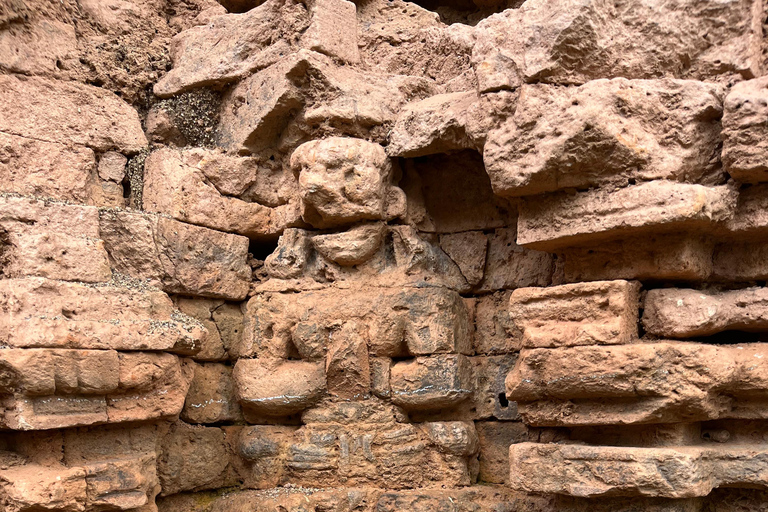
[510,443,768,498]
[0,74,147,154]
[0,277,205,353]
[218,50,437,153]
[473,0,763,90]
[723,76,768,183]
[291,137,405,228]
[143,147,300,238]
[0,196,111,283]
[9,0,768,508]
[507,342,768,426]
[485,79,725,197]
[517,182,737,251]
[238,287,470,360]
[643,287,768,338]
[154,0,359,97]
[99,210,251,300]
[509,280,640,348]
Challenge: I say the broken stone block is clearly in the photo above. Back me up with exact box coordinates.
[390,355,473,410]
[517,182,736,251]
[476,227,554,292]
[507,342,768,426]
[218,50,437,153]
[476,421,530,484]
[99,210,251,300]
[472,0,762,90]
[0,196,111,283]
[387,91,483,158]
[370,357,392,399]
[182,362,241,424]
[291,137,405,228]
[0,463,87,512]
[175,298,228,361]
[310,223,385,266]
[325,322,371,400]
[485,79,724,197]
[0,132,99,204]
[143,147,300,238]
[723,76,768,183]
[509,443,768,498]
[562,234,715,282]
[510,280,640,348]
[157,422,233,495]
[0,74,147,153]
[357,0,474,90]
[154,0,358,97]
[643,287,768,338]
[97,151,127,183]
[723,183,768,236]
[0,277,205,353]
[439,231,488,288]
[233,358,326,415]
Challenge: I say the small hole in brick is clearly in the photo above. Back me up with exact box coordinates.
[498,393,509,408]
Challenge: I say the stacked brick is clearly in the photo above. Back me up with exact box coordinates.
[3,0,768,510]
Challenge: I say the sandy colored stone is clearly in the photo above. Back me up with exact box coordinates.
[0,17,77,75]
[485,79,724,197]
[509,280,640,348]
[238,288,470,359]
[473,291,522,355]
[325,322,371,399]
[0,277,205,353]
[310,223,385,266]
[97,152,127,183]
[509,443,768,498]
[0,196,111,283]
[0,74,146,153]
[182,362,241,424]
[390,355,473,410]
[143,147,300,238]
[291,137,405,228]
[0,132,99,204]
[154,0,357,97]
[0,463,87,512]
[157,422,233,495]
[517,182,736,251]
[507,342,768,426]
[439,231,488,288]
[476,227,554,292]
[476,421,529,484]
[99,210,251,300]
[473,0,762,91]
[562,234,715,282]
[218,50,437,153]
[643,287,768,338]
[723,76,768,183]
[233,358,326,415]
[713,241,768,281]
[387,91,483,158]
[356,0,474,90]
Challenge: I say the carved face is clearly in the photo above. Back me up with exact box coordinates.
[292,137,392,228]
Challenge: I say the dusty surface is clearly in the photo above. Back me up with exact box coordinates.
[4,0,768,510]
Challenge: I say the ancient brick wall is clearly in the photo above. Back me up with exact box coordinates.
[2,0,768,510]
